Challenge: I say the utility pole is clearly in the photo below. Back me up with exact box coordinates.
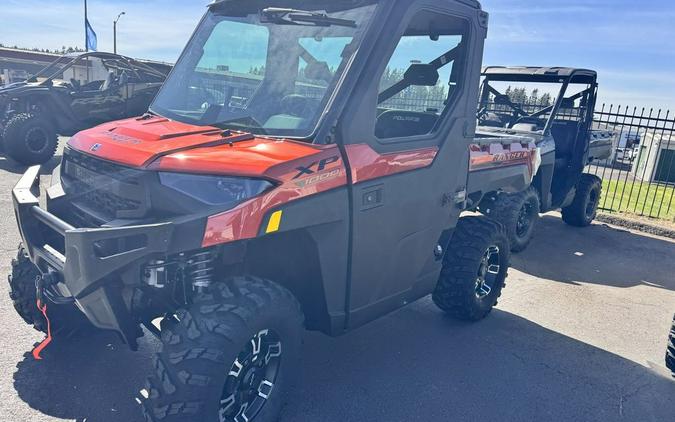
[114,12,126,55]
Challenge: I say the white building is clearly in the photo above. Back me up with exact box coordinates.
[632,132,675,183]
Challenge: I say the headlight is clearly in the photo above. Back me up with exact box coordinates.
[159,173,274,206]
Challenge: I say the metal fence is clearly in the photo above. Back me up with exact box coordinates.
[588,105,675,222]
[400,93,675,222]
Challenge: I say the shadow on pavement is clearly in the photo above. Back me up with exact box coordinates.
[0,154,61,175]
[512,215,675,291]
[13,303,675,422]
[13,331,156,422]
[284,304,675,422]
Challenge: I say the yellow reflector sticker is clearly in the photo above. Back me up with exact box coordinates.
[266,210,283,234]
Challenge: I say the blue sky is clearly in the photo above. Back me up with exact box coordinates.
[1,0,673,110]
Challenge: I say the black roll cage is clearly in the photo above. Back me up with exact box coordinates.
[477,67,598,136]
[30,52,167,85]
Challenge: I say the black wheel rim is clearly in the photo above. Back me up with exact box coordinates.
[25,127,50,154]
[219,329,282,422]
[585,189,599,219]
[515,201,535,238]
[476,245,501,299]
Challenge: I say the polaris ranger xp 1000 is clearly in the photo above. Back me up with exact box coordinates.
[476,67,614,252]
[10,1,540,421]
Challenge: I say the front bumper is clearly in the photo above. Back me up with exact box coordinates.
[13,166,174,347]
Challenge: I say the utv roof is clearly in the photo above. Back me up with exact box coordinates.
[482,66,597,84]
[208,0,482,10]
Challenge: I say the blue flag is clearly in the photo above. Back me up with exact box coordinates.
[85,18,97,51]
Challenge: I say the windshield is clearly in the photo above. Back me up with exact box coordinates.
[150,1,378,138]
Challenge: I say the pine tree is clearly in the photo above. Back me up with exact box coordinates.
[540,93,553,107]
[505,86,513,99]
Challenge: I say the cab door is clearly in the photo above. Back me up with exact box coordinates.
[68,56,126,126]
[70,82,126,126]
[339,2,487,328]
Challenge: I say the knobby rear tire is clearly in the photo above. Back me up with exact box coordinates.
[483,187,540,253]
[562,174,602,227]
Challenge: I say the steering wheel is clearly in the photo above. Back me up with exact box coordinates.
[70,78,81,92]
[280,94,314,118]
[476,106,488,121]
[187,85,220,110]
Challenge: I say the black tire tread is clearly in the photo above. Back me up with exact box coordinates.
[484,187,540,253]
[433,216,511,321]
[562,174,603,227]
[8,246,45,331]
[0,117,7,151]
[2,112,58,165]
[142,276,304,422]
[8,245,90,335]
[7,245,93,337]
[667,314,675,374]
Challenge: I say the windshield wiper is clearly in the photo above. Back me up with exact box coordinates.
[260,7,356,28]
[212,116,268,135]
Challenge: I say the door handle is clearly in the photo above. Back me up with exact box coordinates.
[361,185,384,211]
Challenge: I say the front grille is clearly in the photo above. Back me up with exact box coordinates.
[65,148,142,184]
[79,188,141,213]
[62,148,148,221]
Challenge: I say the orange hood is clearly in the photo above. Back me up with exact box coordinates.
[67,115,323,178]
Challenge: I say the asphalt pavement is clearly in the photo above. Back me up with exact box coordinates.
[0,139,674,422]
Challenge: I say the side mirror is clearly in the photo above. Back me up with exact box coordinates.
[403,64,439,87]
[560,98,576,109]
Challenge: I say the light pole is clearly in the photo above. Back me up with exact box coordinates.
[114,11,125,54]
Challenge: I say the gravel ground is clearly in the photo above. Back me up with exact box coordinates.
[0,139,674,422]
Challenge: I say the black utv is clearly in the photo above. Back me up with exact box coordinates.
[0,52,168,165]
[475,67,614,252]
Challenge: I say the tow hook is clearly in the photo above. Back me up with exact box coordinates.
[35,270,60,305]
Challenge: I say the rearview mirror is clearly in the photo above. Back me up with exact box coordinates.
[494,94,511,105]
[403,64,439,87]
